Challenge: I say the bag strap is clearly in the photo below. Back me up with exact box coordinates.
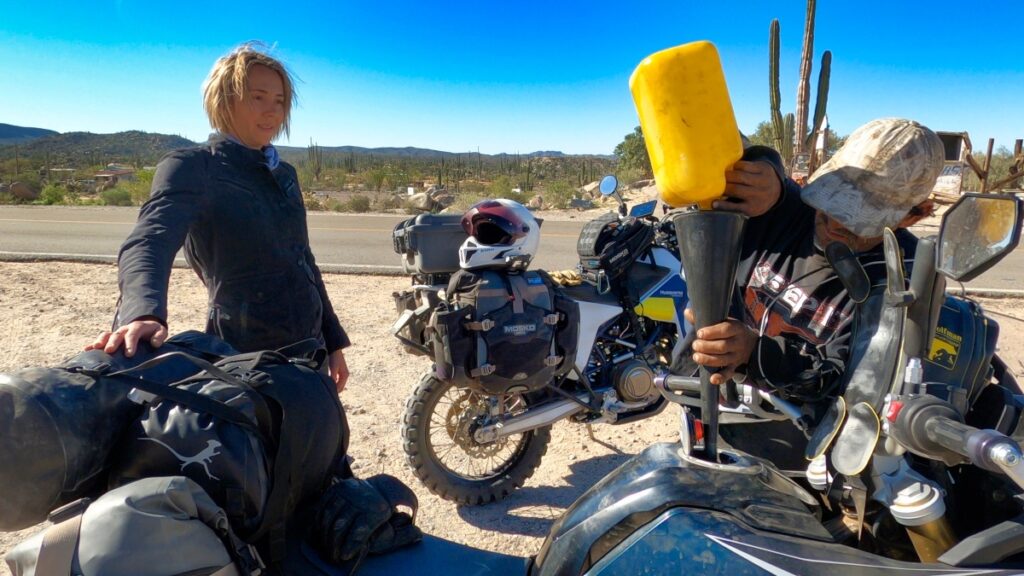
[218,350,292,374]
[105,350,251,391]
[99,352,263,435]
[274,338,328,369]
[35,500,88,576]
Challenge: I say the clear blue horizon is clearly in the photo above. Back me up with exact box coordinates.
[2,1,1022,155]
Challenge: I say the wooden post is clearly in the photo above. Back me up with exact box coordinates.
[1012,140,1023,189]
[981,138,995,193]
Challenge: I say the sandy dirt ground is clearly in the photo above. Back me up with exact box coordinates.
[2,261,1024,573]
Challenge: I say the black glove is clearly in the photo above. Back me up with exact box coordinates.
[313,478,392,564]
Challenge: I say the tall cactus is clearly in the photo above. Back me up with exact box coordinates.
[806,50,831,151]
[782,113,795,167]
[769,19,785,156]
[766,1,829,174]
[794,0,816,158]
[307,139,323,182]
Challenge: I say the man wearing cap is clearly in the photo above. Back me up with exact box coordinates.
[685,118,944,451]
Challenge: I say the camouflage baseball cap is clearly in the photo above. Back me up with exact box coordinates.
[800,118,944,238]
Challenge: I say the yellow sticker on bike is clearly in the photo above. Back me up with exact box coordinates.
[928,326,962,370]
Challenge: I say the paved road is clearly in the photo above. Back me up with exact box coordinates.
[1,205,1022,292]
[0,205,585,273]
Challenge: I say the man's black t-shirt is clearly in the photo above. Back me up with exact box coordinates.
[733,151,917,401]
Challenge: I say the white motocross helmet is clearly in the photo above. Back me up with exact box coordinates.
[458,199,540,270]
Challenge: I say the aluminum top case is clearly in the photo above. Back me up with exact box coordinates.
[393,214,468,275]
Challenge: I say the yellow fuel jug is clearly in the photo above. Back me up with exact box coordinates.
[629,41,743,209]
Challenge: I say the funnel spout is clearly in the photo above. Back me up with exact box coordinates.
[672,209,748,461]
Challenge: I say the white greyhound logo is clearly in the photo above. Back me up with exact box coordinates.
[140,438,222,481]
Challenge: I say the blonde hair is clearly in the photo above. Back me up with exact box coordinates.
[202,42,296,140]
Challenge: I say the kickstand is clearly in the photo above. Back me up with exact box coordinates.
[586,424,624,454]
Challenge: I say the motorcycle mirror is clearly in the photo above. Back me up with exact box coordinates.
[598,175,619,196]
[937,193,1024,283]
[599,174,628,216]
[825,242,870,304]
[628,200,658,219]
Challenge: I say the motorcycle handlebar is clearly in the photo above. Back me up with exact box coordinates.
[924,416,1024,485]
[923,416,975,461]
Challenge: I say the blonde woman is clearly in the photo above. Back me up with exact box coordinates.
[88,42,350,392]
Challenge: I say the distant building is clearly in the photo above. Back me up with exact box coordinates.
[94,168,136,185]
[46,168,77,182]
[934,132,970,196]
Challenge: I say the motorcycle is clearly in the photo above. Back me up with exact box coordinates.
[340,192,1024,576]
[390,175,692,504]
[531,191,1024,574]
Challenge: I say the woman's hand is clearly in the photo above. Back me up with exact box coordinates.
[85,318,167,357]
[328,349,350,393]
[684,308,757,385]
[715,160,782,217]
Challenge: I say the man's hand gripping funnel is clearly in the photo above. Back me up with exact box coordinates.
[630,41,746,462]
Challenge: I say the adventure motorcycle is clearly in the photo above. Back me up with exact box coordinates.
[390,176,692,504]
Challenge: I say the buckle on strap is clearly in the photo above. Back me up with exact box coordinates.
[465,319,495,332]
[544,355,563,367]
[471,364,496,377]
[544,313,560,325]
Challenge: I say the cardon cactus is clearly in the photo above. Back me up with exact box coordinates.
[794,0,816,157]
[782,113,795,166]
[806,50,831,151]
[769,19,784,155]
[766,0,829,173]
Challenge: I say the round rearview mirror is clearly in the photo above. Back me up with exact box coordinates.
[599,175,619,196]
[937,193,1023,282]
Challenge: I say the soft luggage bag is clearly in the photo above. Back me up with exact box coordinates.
[5,476,262,576]
[432,269,574,394]
[0,331,238,531]
[107,347,347,560]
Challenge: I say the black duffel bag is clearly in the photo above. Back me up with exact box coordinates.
[577,213,655,287]
[107,345,348,562]
[0,331,237,532]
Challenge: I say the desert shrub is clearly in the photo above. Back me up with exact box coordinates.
[377,194,404,211]
[303,193,327,211]
[614,166,649,189]
[126,169,155,205]
[544,180,577,209]
[39,184,66,205]
[451,190,490,211]
[100,187,133,206]
[324,197,346,212]
[460,181,486,194]
[346,194,372,213]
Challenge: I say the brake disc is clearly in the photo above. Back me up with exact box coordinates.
[444,390,507,458]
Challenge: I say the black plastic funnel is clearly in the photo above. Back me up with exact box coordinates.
[672,209,748,461]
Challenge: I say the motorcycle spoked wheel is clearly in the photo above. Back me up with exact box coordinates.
[402,372,551,505]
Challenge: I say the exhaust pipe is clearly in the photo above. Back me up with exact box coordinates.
[474,395,592,443]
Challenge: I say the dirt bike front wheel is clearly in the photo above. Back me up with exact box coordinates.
[401,372,551,505]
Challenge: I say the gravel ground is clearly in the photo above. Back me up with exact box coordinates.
[0,262,683,572]
[2,258,1023,573]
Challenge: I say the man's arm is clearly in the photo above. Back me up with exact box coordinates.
[713,146,788,218]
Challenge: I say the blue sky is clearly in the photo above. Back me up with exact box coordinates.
[2,1,1021,155]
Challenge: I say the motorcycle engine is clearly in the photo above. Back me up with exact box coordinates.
[613,360,657,403]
